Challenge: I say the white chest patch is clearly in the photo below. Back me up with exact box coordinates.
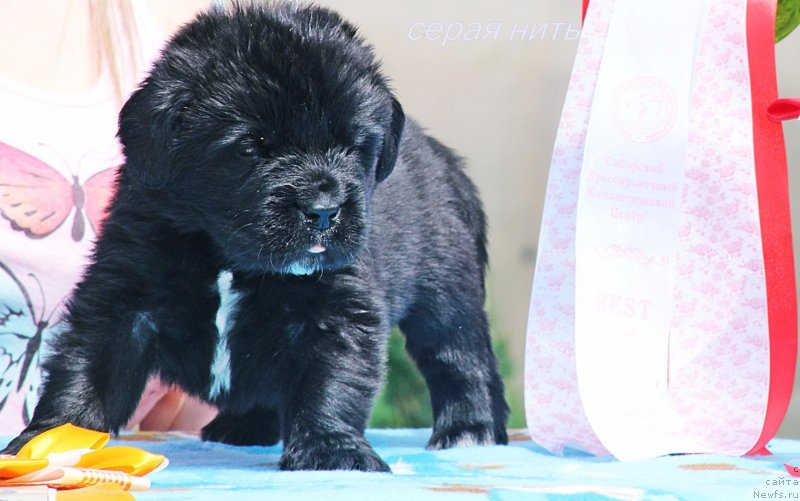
[209,270,241,400]
[286,261,318,276]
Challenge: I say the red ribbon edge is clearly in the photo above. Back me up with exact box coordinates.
[746,0,798,456]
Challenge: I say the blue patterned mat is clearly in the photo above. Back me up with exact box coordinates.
[4,429,800,500]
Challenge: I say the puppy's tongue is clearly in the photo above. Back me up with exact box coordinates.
[308,244,326,254]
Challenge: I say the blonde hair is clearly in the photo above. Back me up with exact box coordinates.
[88,0,142,103]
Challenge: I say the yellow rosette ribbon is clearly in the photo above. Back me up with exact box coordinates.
[0,424,168,500]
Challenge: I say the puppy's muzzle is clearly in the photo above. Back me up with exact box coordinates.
[298,184,346,231]
[303,206,339,230]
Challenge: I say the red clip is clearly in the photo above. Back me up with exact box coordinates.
[767,98,800,122]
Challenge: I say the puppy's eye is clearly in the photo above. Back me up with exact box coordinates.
[260,130,277,150]
[238,130,277,158]
[237,142,258,158]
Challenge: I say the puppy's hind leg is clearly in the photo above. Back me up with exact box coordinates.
[201,407,281,446]
[399,291,509,450]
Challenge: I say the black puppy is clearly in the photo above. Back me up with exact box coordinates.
[3,2,508,471]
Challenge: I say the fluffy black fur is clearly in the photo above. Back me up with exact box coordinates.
[3,2,508,471]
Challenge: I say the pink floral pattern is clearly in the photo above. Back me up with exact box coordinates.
[666,0,768,453]
[525,0,771,457]
[524,0,613,456]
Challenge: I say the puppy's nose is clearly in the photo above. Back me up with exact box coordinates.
[303,206,339,230]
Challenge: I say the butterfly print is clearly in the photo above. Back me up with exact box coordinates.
[0,259,61,425]
[0,142,118,241]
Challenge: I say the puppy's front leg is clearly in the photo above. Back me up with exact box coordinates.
[2,213,220,454]
[278,305,389,472]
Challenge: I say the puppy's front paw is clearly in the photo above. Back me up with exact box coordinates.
[280,435,390,472]
[2,432,36,455]
[427,422,507,450]
[2,422,71,455]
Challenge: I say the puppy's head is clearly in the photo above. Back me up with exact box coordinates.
[118,2,404,275]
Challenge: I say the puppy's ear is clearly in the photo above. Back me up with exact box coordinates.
[118,80,190,188]
[375,97,405,183]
